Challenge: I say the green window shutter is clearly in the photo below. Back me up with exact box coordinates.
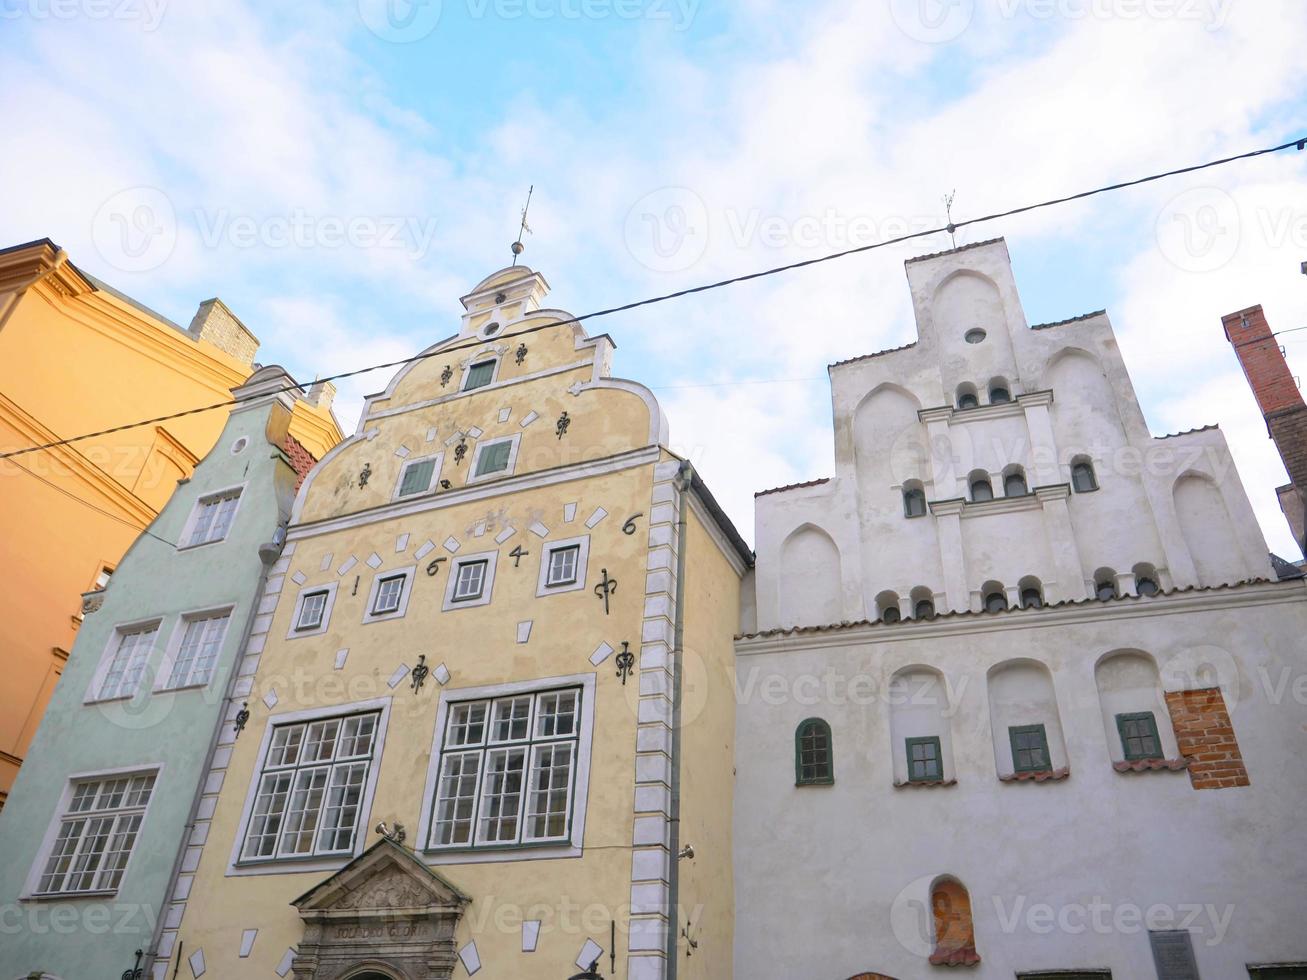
[906,735,943,782]
[794,718,833,785]
[398,458,436,497]
[464,361,495,391]
[1116,712,1163,761]
[1009,723,1050,773]
[475,441,512,477]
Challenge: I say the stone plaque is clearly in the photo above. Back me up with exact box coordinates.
[1149,929,1200,980]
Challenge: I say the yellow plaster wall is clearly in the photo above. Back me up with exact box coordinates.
[673,508,741,980]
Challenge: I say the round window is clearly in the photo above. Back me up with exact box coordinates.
[483,321,501,337]
[964,328,986,344]
[230,436,249,455]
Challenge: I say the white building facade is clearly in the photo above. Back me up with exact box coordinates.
[733,239,1307,980]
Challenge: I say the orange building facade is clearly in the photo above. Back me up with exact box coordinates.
[0,238,342,805]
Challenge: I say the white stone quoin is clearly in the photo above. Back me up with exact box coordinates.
[734,238,1307,980]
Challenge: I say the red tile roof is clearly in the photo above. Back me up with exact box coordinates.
[1113,758,1188,773]
[928,946,981,967]
[999,767,1070,783]
[282,433,318,491]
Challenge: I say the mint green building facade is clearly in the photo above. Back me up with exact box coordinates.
[0,367,318,980]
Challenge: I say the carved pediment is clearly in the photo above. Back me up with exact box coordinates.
[292,839,469,915]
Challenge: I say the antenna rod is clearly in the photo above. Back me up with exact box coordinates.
[512,184,534,265]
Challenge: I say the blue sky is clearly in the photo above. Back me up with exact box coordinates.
[2,0,1305,555]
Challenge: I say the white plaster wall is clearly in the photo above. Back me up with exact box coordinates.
[732,585,1307,980]
[751,239,1273,631]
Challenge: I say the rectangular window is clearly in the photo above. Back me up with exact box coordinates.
[97,625,159,700]
[906,736,943,782]
[397,457,437,498]
[429,689,579,849]
[545,545,581,587]
[35,772,156,895]
[473,440,512,477]
[1117,712,1163,761]
[297,591,329,631]
[166,613,230,689]
[372,575,406,616]
[1009,723,1050,773]
[186,489,241,547]
[453,560,488,602]
[240,712,380,861]
[464,361,495,391]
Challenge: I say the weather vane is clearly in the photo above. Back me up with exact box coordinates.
[511,184,534,265]
[943,189,957,248]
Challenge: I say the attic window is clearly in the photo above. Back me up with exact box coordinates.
[482,321,501,337]
[964,329,986,344]
[464,361,495,391]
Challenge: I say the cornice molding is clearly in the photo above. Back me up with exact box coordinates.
[736,580,1306,655]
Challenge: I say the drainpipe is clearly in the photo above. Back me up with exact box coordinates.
[0,247,67,333]
[664,459,692,980]
[143,526,283,976]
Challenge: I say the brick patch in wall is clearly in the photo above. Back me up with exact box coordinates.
[1164,687,1250,790]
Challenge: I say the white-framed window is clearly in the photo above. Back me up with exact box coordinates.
[31,770,158,896]
[287,582,339,639]
[462,358,498,392]
[181,486,243,548]
[239,710,382,863]
[442,551,499,610]
[469,434,520,481]
[90,623,160,702]
[362,566,416,624]
[394,453,443,499]
[158,610,232,690]
[535,534,592,597]
[421,676,596,859]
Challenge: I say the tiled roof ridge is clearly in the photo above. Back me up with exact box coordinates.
[1030,309,1107,330]
[829,341,918,369]
[735,577,1276,640]
[1156,424,1218,439]
[755,477,832,498]
[904,237,1005,265]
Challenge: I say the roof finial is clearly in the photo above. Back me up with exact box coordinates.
[511,185,534,265]
[943,189,957,248]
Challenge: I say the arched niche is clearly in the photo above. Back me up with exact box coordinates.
[888,666,955,785]
[1173,472,1244,587]
[933,271,1017,382]
[854,384,924,505]
[1093,650,1179,763]
[779,524,843,627]
[987,659,1068,779]
[929,876,980,966]
[1045,348,1123,454]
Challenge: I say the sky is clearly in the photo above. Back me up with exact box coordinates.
[2,0,1305,557]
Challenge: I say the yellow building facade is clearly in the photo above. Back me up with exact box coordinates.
[0,238,341,805]
[169,266,750,980]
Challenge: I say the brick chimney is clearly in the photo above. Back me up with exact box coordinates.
[1223,304,1307,552]
[188,297,259,366]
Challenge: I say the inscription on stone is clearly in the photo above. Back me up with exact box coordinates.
[332,922,418,940]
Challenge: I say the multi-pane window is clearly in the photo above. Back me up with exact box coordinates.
[453,560,488,602]
[1117,712,1163,761]
[36,772,156,895]
[1071,461,1098,492]
[165,613,230,689]
[186,490,241,547]
[397,458,437,498]
[429,689,580,849]
[97,625,158,700]
[241,712,380,861]
[464,360,495,391]
[907,736,943,782]
[372,575,406,616]
[795,718,834,785]
[545,545,581,587]
[297,590,329,630]
[1009,724,1051,773]
[474,440,512,477]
